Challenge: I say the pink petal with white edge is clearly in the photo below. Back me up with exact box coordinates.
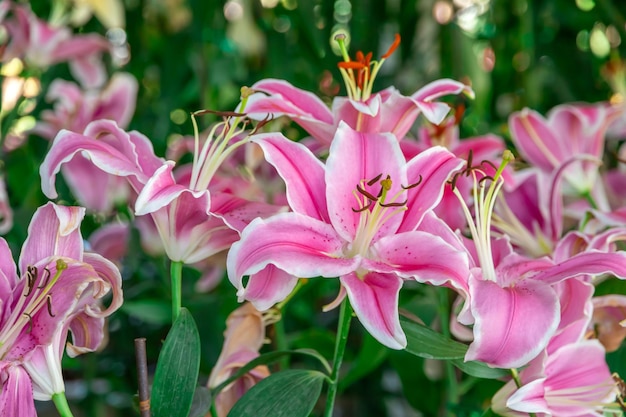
[82,252,123,318]
[508,341,616,416]
[531,250,626,285]
[466,274,560,369]
[326,122,407,242]
[227,213,360,288]
[252,133,329,222]
[368,231,470,294]
[412,78,475,102]
[19,203,85,274]
[210,193,286,234]
[414,101,453,125]
[135,162,209,216]
[0,363,37,417]
[509,108,563,171]
[240,265,299,311]
[399,146,464,232]
[248,79,333,124]
[341,271,406,349]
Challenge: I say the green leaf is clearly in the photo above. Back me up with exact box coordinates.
[227,370,326,417]
[212,349,330,395]
[452,359,509,379]
[401,317,468,360]
[151,308,201,417]
[189,387,212,417]
[121,299,171,325]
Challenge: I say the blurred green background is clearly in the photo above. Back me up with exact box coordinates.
[8,0,626,416]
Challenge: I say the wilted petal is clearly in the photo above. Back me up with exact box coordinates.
[466,275,560,368]
[341,271,406,349]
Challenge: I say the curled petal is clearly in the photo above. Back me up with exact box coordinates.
[239,265,299,311]
[227,213,359,288]
[341,271,406,349]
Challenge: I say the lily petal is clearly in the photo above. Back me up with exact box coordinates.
[0,363,36,417]
[399,146,464,232]
[227,213,359,288]
[238,265,299,311]
[466,274,560,368]
[251,133,328,222]
[341,271,406,349]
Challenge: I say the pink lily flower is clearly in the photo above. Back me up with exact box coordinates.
[492,340,617,417]
[208,303,270,417]
[2,3,111,87]
[243,35,473,149]
[32,72,138,141]
[0,202,123,402]
[450,153,626,368]
[227,121,469,349]
[31,73,139,213]
[508,103,620,198]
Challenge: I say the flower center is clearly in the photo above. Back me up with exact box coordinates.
[188,87,258,192]
[451,150,514,282]
[348,173,419,258]
[335,33,401,102]
[0,259,67,359]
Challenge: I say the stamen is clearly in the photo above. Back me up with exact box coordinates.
[352,202,373,213]
[478,175,495,185]
[37,267,51,289]
[402,175,423,189]
[24,265,36,297]
[23,312,33,333]
[380,200,408,208]
[46,295,55,317]
[464,149,474,176]
[481,159,498,171]
[356,184,378,201]
[381,33,401,59]
[367,173,383,186]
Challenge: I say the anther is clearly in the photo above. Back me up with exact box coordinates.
[37,267,51,289]
[478,175,495,185]
[480,160,498,171]
[402,175,423,189]
[46,295,55,317]
[23,312,33,333]
[367,173,383,186]
[464,150,474,176]
[356,184,378,201]
[380,200,408,208]
[352,202,373,213]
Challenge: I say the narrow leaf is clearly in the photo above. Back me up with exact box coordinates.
[227,370,326,417]
[452,359,509,379]
[212,349,330,395]
[151,308,201,417]
[401,317,467,360]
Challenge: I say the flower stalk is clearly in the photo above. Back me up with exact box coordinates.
[324,297,353,417]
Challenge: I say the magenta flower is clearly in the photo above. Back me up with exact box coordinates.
[492,340,617,416]
[2,3,111,87]
[243,36,473,149]
[227,121,469,349]
[0,202,123,403]
[509,103,619,196]
[451,153,626,368]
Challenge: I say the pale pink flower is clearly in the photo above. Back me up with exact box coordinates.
[208,303,270,417]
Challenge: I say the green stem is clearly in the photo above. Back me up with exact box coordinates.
[170,261,183,323]
[324,298,353,417]
[52,392,74,417]
[511,369,536,417]
[437,287,459,414]
[273,316,289,370]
